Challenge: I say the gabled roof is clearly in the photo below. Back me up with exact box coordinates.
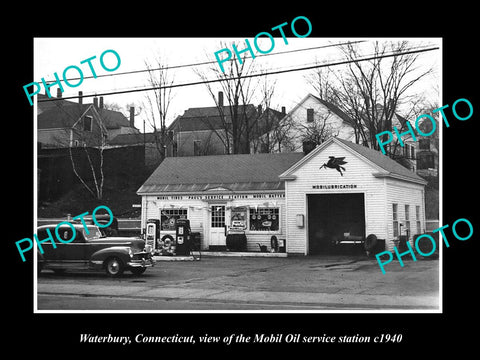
[168,104,257,132]
[137,152,304,194]
[37,94,130,130]
[38,95,93,129]
[282,93,355,126]
[280,137,426,185]
[311,95,356,126]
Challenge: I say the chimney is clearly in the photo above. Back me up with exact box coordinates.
[56,88,62,98]
[93,97,98,109]
[99,96,104,109]
[257,105,262,115]
[130,106,135,128]
[78,91,83,105]
[302,141,316,155]
[218,91,223,107]
[281,106,286,114]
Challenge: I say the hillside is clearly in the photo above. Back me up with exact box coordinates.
[38,168,152,219]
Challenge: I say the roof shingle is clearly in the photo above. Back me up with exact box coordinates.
[137,138,426,195]
[334,137,425,182]
[137,152,304,194]
[37,94,131,130]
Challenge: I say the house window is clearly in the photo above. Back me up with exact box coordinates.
[404,144,415,159]
[415,205,421,234]
[193,140,202,156]
[418,153,435,169]
[392,203,399,238]
[405,205,411,238]
[83,115,92,132]
[419,138,430,150]
[307,108,314,123]
[160,209,188,231]
[250,207,279,232]
[172,142,178,157]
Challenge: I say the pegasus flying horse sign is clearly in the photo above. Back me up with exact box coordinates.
[320,156,348,176]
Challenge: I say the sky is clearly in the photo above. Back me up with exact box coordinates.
[34,37,441,133]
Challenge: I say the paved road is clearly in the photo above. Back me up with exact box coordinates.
[36,255,440,311]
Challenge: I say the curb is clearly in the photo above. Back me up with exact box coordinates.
[153,256,197,261]
[153,251,288,261]
[202,251,288,258]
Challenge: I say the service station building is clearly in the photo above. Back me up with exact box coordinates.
[137,137,427,255]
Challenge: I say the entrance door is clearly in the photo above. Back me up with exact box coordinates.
[210,205,226,248]
[308,193,365,255]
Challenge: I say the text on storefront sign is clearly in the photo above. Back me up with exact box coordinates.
[156,193,285,201]
[312,184,358,189]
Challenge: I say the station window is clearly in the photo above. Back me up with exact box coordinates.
[250,207,279,231]
[405,204,411,237]
[415,205,421,234]
[160,209,188,231]
[392,203,399,237]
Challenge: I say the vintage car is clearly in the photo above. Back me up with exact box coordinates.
[37,223,154,277]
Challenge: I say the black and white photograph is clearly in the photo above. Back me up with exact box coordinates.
[8,8,478,355]
[33,36,441,312]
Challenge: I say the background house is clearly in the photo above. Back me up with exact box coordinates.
[108,131,175,169]
[265,94,357,153]
[38,92,106,149]
[372,104,418,172]
[166,91,284,157]
[38,92,139,147]
[265,93,420,172]
[37,91,143,202]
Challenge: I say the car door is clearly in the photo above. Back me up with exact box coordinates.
[56,225,87,269]
[37,226,59,263]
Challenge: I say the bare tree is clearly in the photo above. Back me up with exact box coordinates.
[104,101,142,122]
[143,55,174,161]
[270,105,340,153]
[305,67,338,104]
[297,110,340,146]
[307,41,434,158]
[249,74,285,153]
[195,41,263,154]
[50,101,108,200]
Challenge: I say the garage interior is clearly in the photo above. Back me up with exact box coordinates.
[307,193,366,255]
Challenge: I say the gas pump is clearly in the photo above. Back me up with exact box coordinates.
[175,218,191,256]
[146,219,160,253]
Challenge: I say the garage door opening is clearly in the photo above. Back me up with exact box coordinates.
[307,193,365,255]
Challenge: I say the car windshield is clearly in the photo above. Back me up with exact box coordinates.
[83,226,104,240]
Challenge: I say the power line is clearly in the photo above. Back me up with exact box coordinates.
[40,40,369,84]
[38,46,439,103]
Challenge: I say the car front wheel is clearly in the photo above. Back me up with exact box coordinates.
[105,257,124,277]
[130,267,146,275]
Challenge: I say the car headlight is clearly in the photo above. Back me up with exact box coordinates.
[128,248,134,258]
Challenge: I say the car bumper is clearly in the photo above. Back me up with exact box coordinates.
[127,258,155,268]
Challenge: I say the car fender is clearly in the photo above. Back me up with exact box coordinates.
[90,246,131,265]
